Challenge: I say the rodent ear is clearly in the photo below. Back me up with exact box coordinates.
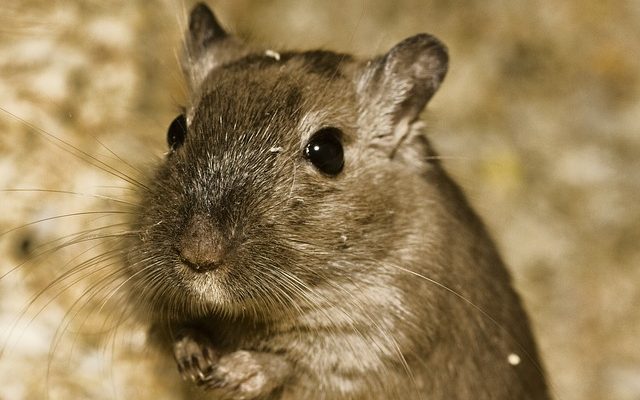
[182,3,248,90]
[358,34,448,154]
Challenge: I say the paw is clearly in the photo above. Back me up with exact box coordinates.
[173,329,219,386]
[203,351,279,398]
[172,330,290,399]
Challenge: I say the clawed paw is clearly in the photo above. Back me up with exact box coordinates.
[173,330,219,386]
[172,330,288,399]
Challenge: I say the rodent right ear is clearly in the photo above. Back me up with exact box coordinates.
[357,34,448,154]
[182,3,249,90]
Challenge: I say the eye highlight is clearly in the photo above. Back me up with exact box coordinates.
[167,114,187,151]
[303,127,344,176]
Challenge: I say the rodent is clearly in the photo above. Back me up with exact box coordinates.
[123,3,550,399]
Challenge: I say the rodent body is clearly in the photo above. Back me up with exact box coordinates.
[124,3,549,399]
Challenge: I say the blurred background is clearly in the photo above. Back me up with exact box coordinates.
[0,0,638,399]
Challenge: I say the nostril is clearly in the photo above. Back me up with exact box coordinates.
[179,242,225,271]
[179,252,219,272]
[178,214,227,272]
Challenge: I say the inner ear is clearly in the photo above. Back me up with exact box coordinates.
[359,33,448,150]
[189,2,228,48]
[383,34,448,125]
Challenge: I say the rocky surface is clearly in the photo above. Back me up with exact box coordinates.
[1,1,638,399]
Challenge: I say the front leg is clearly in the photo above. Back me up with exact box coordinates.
[173,328,292,400]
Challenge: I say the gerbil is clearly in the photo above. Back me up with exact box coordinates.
[123,3,550,399]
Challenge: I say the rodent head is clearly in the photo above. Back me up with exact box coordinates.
[127,3,448,322]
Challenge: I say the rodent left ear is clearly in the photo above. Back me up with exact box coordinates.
[182,3,248,90]
[359,34,448,142]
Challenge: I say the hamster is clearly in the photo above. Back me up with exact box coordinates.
[123,3,550,399]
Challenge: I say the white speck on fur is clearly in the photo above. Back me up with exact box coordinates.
[265,49,281,61]
[508,353,521,366]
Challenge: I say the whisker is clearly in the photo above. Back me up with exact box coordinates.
[1,188,138,207]
[1,241,128,354]
[0,106,151,192]
[382,261,549,387]
[92,136,148,180]
[0,211,132,240]
[1,224,137,282]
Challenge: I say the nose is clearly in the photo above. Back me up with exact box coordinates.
[178,215,226,272]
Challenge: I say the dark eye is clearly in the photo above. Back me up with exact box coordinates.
[167,114,187,151]
[303,127,344,176]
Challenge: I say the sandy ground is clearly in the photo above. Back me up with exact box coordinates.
[1,1,639,399]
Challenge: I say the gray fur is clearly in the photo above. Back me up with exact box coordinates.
[124,3,550,399]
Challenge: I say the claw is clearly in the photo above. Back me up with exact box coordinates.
[172,329,219,385]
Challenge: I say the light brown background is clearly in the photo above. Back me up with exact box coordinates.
[1,1,638,399]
